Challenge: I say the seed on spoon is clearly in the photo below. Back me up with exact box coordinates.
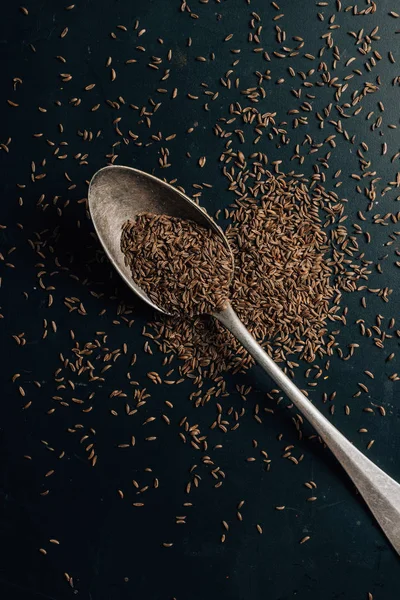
[121,213,233,317]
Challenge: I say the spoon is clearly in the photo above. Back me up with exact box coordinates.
[89,164,400,556]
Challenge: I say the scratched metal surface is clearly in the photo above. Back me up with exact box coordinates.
[0,1,399,599]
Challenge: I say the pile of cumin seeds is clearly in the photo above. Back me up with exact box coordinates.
[121,212,233,317]
[147,169,342,379]
[226,171,336,363]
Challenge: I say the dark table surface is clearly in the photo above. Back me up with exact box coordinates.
[1,1,400,599]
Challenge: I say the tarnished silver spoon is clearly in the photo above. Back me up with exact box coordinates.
[89,164,400,556]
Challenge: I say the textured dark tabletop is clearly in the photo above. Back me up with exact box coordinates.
[1,1,400,599]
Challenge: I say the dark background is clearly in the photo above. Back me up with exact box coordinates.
[0,0,399,599]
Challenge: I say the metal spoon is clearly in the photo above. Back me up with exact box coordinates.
[89,164,400,556]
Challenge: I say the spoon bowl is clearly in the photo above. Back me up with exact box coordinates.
[88,165,234,315]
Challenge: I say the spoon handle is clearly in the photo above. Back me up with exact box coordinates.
[216,303,400,556]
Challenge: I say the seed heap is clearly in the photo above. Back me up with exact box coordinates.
[121,213,232,316]
[147,169,348,379]
[227,172,335,363]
